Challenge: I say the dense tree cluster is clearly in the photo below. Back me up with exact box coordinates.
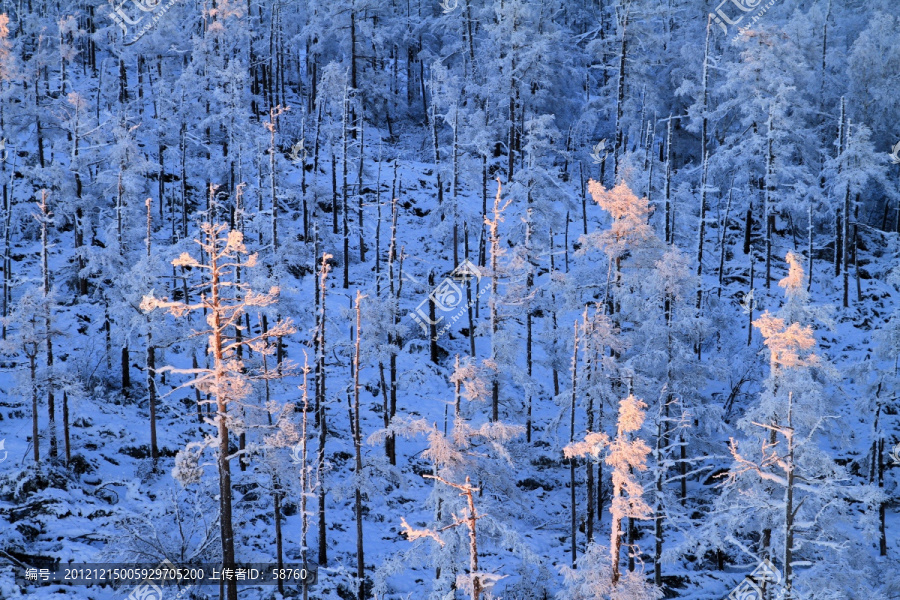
[0,0,898,598]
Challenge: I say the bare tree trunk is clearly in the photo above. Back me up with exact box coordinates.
[180,121,188,239]
[679,433,687,503]
[39,191,58,459]
[358,115,366,262]
[610,485,623,585]
[429,270,438,364]
[549,229,561,398]
[116,167,125,255]
[613,8,628,179]
[569,321,579,568]
[760,526,772,600]
[664,117,672,245]
[144,198,158,465]
[878,436,886,556]
[465,223,476,359]
[585,326,595,543]
[148,341,158,464]
[267,106,286,252]
[842,127,852,308]
[807,202,813,291]
[430,84,443,217]
[696,146,707,316]
[332,147,339,235]
[765,110,775,290]
[853,203,861,303]
[299,359,312,600]
[70,102,88,297]
[273,475,284,594]
[28,342,39,464]
[580,162,588,235]
[895,163,900,234]
[507,96,516,182]
[317,251,331,567]
[374,151,383,283]
[525,222,533,443]
[343,89,351,289]
[464,477,482,600]
[747,259,755,346]
[425,475,483,600]
[718,175,734,297]
[353,291,366,600]
[384,197,400,464]
[193,353,203,424]
[2,170,13,340]
[834,98,845,278]
[695,19,711,314]
[654,409,664,586]
[452,107,460,266]
[121,344,130,397]
[206,231,238,600]
[487,180,507,422]
[628,517,636,572]
[783,392,795,600]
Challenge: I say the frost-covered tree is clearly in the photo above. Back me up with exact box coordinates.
[141,223,295,600]
[1,289,50,465]
[373,358,524,599]
[718,252,882,599]
[564,393,660,596]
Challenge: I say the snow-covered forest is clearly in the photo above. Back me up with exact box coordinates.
[0,0,898,598]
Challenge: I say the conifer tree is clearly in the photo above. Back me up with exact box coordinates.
[564,393,659,596]
[142,223,295,600]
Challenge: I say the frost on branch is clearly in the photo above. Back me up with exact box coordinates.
[172,252,201,269]
[752,312,818,370]
[563,432,610,461]
[456,572,506,598]
[450,356,491,403]
[172,441,209,486]
[399,517,445,547]
[582,180,657,262]
[224,229,245,254]
[615,394,649,435]
[779,251,805,296]
[568,394,655,586]
[558,543,663,600]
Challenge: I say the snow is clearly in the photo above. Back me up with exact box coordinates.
[0,1,897,599]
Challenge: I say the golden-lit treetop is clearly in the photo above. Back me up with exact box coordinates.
[586,180,656,261]
[752,312,818,370]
